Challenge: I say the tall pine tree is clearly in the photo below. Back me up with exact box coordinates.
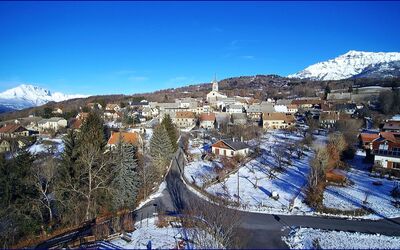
[150,125,174,174]
[161,114,179,151]
[61,129,80,182]
[79,111,106,150]
[111,141,139,210]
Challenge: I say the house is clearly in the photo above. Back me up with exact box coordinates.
[38,117,68,132]
[0,140,11,152]
[173,111,196,129]
[274,105,288,113]
[212,138,250,157]
[176,98,198,109]
[107,131,143,150]
[142,107,158,118]
[358,131,380,150]
[319,111,340,128]
[0,138,30,153]
[335,103,357,115]
[231,113,247,125]
[105,103,121,111]
[227,104,244,114]
[291,99,322,109]
[247,103,274,121]
[262,113,295,129]
[76,112,89,120]
[52,108,63,114]
[104,110,123,120]
[0,124,30,138]
[199,113,216,129]
[382,120,400,132]
[87,103,103,110]
[319,112,352,128]
[287,104,298,114]
[371,132,400,170]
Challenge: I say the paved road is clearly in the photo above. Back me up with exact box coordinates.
[37,145,400,249]
[134,147,400,249]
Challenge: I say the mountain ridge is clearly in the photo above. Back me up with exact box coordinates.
[288,50,400,80]
[0,84,87,111]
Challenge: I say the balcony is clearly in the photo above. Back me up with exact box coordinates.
[373,150,400,158]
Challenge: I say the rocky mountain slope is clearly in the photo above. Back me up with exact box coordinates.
[289,50,400,80]
[0,84,87,111]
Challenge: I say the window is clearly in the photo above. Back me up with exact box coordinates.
[379,143,389,151]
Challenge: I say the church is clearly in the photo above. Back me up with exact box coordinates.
[206,77,227,103]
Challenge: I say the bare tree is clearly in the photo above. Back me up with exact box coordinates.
[65,144,113,221]
[32,157,58,223]
[183,199,243,248]
[305,147,329,208]
[274,146,287,171]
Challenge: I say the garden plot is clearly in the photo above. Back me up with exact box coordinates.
[283,227,400,249]
[28,137,64,156]
[323,150,400,219]
[205,131,314,215]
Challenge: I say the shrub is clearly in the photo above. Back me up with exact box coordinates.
[392,183,400,199]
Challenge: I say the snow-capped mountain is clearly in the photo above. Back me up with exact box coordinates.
[351,60,400,79]
[288,50,400,80]
[0,84,87,110]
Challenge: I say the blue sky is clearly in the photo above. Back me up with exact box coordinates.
[0,1,399,95]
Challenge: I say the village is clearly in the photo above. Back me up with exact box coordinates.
[0,78,400,249]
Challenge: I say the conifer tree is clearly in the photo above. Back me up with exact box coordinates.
[161,114,179,151]
[111,142,139,209]
[150,125,174,174]
[61,129,80,181]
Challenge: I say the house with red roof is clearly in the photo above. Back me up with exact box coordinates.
[371,132,400,170]
[199,113,216,129]
[107,131,143,151]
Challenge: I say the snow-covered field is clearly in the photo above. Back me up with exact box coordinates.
[28,137,64,156]
[283,227,400,249]
[184,160,222,187]
[185,130,400,219]
[110,217,183,249]
[203,131,315,215]
[110,217,217,249]
[323,150,400,219]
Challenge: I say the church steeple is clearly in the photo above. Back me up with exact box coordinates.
[212,74,218,92]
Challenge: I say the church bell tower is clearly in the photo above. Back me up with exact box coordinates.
[212,74,218,92]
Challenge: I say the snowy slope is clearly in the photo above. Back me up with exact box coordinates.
[288,50,400,80]
[352,60,400,79]
[0,84,87,110]
[283,227,400,249]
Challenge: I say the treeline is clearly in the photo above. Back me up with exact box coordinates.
[0,111,179,247]
[378,89,400,115]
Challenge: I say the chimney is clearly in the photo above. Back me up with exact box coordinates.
[241,136,243,142]
[232,138,235,142]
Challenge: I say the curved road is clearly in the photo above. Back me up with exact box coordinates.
[37,146,400,249]
[136,147,400,249]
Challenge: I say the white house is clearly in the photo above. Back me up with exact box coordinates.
[212,139,249,157]
[227,104,244,114]
[38,117,68,131]
[199,113,216,129]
